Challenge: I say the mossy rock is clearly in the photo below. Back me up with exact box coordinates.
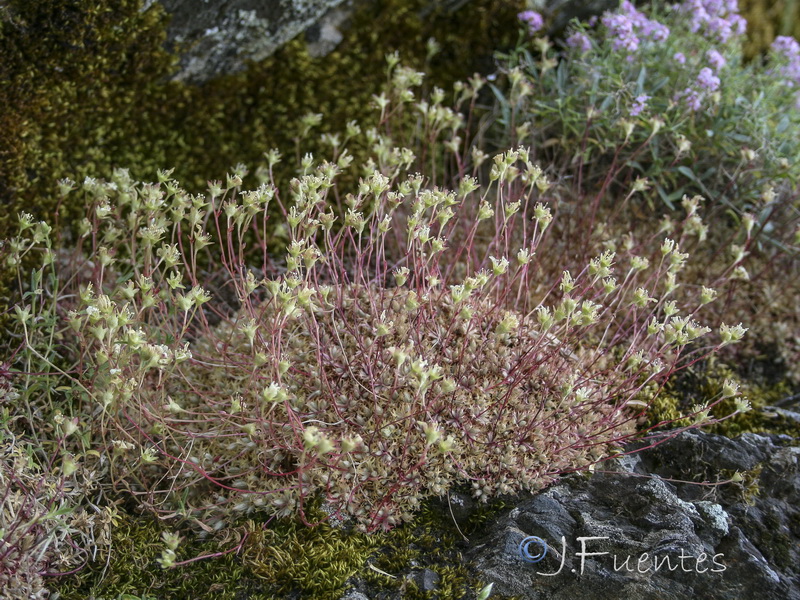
[0,0,524,242]
[0,0,525,322]
[646,358,800,439]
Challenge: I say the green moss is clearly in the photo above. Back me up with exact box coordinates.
[359,490,512,599]
[52,491,511,599]
[52,504,376,599]
[52,510,264,600]
[0,0,524,240]
[0,0,177,234]
[240,504,382,599]
[645,359,800,438]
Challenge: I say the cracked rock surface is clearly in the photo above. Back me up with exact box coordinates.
[466,430,799,600]
[155,0,622,83]
[337,430,798,599]
[158,0,350,82]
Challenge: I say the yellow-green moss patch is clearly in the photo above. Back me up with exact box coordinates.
[646,359,800,439]
[52,492,510,600]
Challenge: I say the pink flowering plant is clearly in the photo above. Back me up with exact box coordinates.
[498,2,800,380]
[499,0,800,222]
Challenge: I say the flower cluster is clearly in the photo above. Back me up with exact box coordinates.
[630,94,650,117]
[673,51,722,112]
[11,78,747,534]
[518,10,544,35]
[0,435,113,599]
[42,125,749,533]
[602,1,669,54]
[696,66,721,91]
[682,0,747,43]
[566,31,592,53]
[498,0,800,388]
[769,35,800,108]
[706,48,727,70]
[771,35,800,86]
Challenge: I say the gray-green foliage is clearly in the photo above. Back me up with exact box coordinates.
[493,3,800,222]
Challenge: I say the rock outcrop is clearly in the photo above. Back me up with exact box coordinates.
[158,0,351,82]
[155,0,624,83]
[467,430,799,599]
[338,430,799,599]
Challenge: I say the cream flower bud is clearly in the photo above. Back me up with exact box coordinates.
[533,203,552,229]
[536,306,553,330]
[560,271,575,294]
[439,377,457,394]
[719,322,747,345]
[742,213,755,237]
[420,422,442,446]
[720,379,739,398]
[496,313,520,335]
[489,256,509,275]
[477,201,494,221]
[602,277,617,295]
[698,286,716,304]
[393,267,409,287]
[630,255,649,271]
[632,287,655,308]
[437,435,456,453]
[731,266,749,281]
[62,454,78,477]
[404,291,420,311]
[390,346,409,367]
[647,317,663,336]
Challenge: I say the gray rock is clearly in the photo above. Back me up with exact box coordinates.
[440,489,479,525]
[529,0,621,33]
[338,590,371,600]
[155,0,625,84]
[158,0,351,82]
[305,5,349,58]
[329,431,798,600]
[467,430,800,599]
[407,568,440,592]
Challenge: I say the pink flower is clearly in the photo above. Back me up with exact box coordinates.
[706,49,726,71]
[676,87,703,111]
[630,94,650,117]
[696,67,720,91]
[566,32,592,53]
[518,11,544,34]
[682,0,747,42]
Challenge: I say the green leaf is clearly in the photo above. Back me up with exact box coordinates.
[656,185,676,210]
[556,59,568,94]
[477,582,494,600]
[650,76,670,93]
[728,133,752,143]
[43,505,74,520]
[636,66,647,94]
[676,166,698,182]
